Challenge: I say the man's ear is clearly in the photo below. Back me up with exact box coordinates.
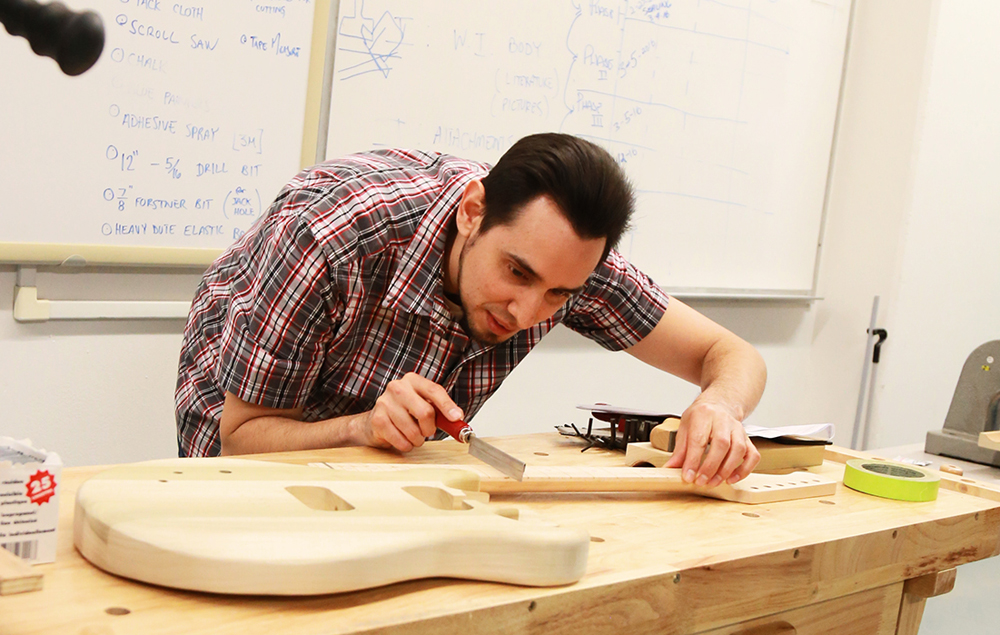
[456,180,486,238]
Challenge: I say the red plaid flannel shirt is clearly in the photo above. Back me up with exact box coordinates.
[175,149,669,457]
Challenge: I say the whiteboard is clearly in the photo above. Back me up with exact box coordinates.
[0,0,316,266]
[325,0,852,294]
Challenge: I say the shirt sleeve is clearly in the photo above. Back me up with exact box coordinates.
[562,250,670,351]
[216,215,339,409]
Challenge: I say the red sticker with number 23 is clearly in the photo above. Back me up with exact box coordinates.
[26,470,57,505]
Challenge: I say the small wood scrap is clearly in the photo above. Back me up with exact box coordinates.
[979,431,1000,452]
[939,464,964,476]
[0,546,43,595]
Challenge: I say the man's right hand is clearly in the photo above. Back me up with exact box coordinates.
[354,372,464,452]
[219,374,462,455]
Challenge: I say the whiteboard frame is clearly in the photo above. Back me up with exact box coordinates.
[810,0,860,299]
[0,0,335,269]
[0,242,219,267]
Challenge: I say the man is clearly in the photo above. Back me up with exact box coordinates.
[176,133,766,487]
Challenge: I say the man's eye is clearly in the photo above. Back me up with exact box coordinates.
[509,266,526,279]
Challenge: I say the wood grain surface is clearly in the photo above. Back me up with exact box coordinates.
[3,433,999,635]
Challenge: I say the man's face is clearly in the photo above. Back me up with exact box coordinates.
[454,195,606,345]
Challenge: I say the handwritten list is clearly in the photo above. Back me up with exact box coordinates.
[0,0,314,252]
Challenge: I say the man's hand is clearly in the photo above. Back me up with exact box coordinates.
[664,400,760,486]
[626,297,766,488]
[218,374,461,455]
[353,372,463,453]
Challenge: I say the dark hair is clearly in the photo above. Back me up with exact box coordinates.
[479,133,633,260]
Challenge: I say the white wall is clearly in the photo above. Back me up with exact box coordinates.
[0,268,201,466]
[0,0,980,467]
[872,0,1000,448]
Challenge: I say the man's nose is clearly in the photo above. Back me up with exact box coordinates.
[508,289,547,330]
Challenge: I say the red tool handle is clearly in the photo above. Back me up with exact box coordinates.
[435,409,472,443]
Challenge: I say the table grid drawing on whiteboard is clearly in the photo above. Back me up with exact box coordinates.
[325,0,851,294]
[0,0,316,265]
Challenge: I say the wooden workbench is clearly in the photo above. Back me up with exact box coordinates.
[3,433,999,635]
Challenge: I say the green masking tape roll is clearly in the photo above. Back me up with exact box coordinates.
[843,459,940,502]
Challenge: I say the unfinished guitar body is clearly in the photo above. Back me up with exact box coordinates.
[73,459,589,596]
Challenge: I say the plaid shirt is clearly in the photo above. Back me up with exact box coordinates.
[175,149,670,457]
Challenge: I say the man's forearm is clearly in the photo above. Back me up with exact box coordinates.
[693,335,767,422]
[221,412,366,455]
[628,297,767,484]
[627,298,767,419]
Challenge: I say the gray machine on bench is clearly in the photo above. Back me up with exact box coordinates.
[926,340,1000,467]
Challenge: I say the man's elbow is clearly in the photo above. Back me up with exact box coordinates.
[218,427,243,456]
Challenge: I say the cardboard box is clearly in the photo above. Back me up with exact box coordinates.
[0,437,62,564]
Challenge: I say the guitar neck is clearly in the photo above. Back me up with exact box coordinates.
[311,463,837,505]
[482,466,835,504]
[483,466,692,493]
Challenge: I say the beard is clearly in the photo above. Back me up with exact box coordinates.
[454,235,514,346]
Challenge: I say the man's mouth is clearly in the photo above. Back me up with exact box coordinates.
[485,311,515,336]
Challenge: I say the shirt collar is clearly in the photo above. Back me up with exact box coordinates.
[381,170,472,323]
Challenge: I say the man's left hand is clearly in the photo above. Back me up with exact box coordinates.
[664,400,760,486]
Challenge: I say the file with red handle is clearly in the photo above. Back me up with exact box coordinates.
[435,410,526,481]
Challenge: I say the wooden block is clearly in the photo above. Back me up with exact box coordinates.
[753,440,827,471]
[0,546,43,595]
[74,458,589,596]
[903,568,957,599]
[626,440,826,473]
[626,442,679,468]
[979,430,1000,451]
[649,418,680,450]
